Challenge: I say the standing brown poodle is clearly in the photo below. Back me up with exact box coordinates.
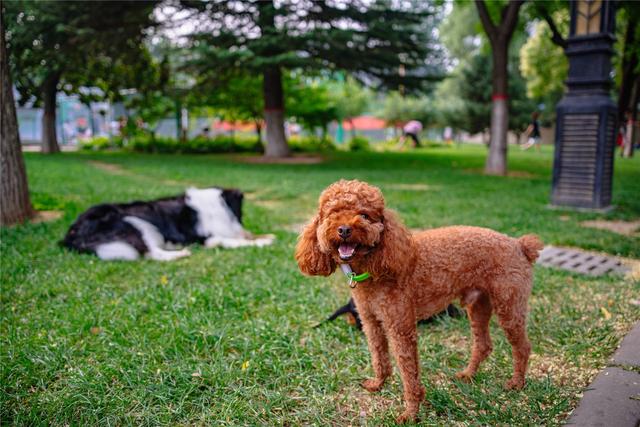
[295,180,543,423]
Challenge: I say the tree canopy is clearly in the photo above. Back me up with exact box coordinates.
[183,0,444,156]
[4,0,158,152]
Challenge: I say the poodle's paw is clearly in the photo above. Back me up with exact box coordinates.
[396,410,417,424]
[455,369,475,382]
[504,377,525,390]
[361,378,384,393]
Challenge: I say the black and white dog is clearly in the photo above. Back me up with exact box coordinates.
[61,187,274,261]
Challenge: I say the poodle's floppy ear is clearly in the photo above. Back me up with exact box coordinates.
[368,208,414,279]
[295,215,336,277]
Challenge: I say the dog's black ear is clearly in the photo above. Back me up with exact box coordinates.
[221,189,244,223]
[295,215,336,276]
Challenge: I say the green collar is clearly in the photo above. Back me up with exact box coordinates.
[340,264,371,288]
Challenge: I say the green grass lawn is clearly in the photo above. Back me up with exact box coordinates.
[2,145,639,425]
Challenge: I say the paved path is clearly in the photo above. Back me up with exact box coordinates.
[566,322,640,426]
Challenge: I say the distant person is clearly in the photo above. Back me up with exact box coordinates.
[443,126,453,146]
[198,127,211,139]
[522,111,541,151]
[398,120,423,148]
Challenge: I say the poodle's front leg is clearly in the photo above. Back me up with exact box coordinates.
[359,310,392,392]
[387,313,425,423]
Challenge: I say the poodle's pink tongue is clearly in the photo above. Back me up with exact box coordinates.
[338,243,356,258]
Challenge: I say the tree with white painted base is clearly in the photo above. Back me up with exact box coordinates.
[475,0,524,175]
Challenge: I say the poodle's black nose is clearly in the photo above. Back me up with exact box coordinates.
[338,225,352,238]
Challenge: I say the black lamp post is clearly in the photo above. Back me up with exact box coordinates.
[551,0,617,210]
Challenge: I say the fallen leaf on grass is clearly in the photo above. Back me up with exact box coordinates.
[600,307,612,320]
[90,326,102,335]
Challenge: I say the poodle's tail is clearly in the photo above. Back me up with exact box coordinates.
[518,234,544,263]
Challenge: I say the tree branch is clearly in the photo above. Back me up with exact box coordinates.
[502,0,525,40]
[538,5,567,49]
[475,0,497,41]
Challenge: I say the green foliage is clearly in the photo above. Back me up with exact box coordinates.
[379,92,433,128]
[519,11,569,110]
[287,135,336,153]
[439,2,482,64]
[348,136,370,152]
[4,0,158,105]
[185,1,444,92]
[128,135,262,154]
[81,135,262,154]
[79,137,118,151]
[328,76,372,121]
[286,77,339,133]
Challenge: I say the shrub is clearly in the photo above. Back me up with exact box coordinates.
[79,136,116,151]
[125,134,263,154]
[288,135,335,153]
[348,135,370,152]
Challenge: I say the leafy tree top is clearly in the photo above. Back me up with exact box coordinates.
[4,0,158,104]
[183,0,444,92]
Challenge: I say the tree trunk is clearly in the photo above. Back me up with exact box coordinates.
[254,119,262,143]
[485,43,509,175]
[475,0,523,176]
[617,12,638,124]
[41,73,60,153]
[263,66,290,157]
[623,78,638,158]
[349,119,356,139]
[1,8,33,225]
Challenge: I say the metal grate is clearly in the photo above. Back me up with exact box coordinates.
[537,246,630,276]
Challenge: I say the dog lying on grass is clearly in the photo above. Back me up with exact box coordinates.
[62,187,274,261]
[295,179,543,423]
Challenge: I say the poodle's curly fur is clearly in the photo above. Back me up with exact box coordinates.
[295,180,543,423]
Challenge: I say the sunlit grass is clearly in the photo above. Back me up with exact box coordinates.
[1,145,638,425]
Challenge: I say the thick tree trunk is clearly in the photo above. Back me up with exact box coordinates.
[475,0,523,176]
[485,44,509,175]
[41,73,60,153]
[1,9,33,225]
[263,66,290,157]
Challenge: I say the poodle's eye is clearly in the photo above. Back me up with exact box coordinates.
[360,213,370,221]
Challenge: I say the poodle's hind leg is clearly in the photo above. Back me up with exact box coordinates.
[456,291,493,381]
[494,296,531,390]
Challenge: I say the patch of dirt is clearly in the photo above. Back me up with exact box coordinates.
[579,219,640,237]
[463,168,539,179]
[252,199,284,209]
[87,161,198,187]
[384,183,437,191]
[235,155,324,164]
[31,210,63,223]
[88,161,129,175]
[334,385,397,421]
[528,353,599,388]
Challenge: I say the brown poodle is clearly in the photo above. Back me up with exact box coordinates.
[295,180,543,423]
